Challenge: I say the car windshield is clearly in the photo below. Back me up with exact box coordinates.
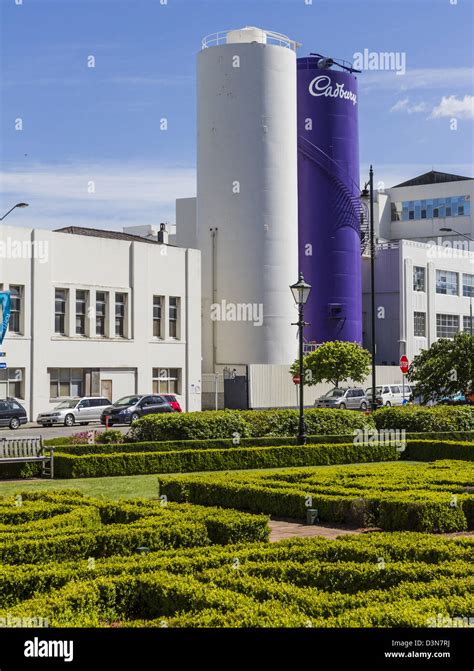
[324,389,346,398]
[114,396,140,407]
[55,400,78,409]
[366,387,383,397]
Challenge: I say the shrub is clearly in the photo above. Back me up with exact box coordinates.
[128,408,375,442]
[95,430,125,445]
[373,405,474,432]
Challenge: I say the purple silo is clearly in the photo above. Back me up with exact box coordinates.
[297,57,362,344]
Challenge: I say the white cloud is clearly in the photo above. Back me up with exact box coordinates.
[430,95,474,119]
[390,98,428,114]
[360,67,474,92]
[0,162,196,232]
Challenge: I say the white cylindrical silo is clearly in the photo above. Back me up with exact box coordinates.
[197,27,299,369]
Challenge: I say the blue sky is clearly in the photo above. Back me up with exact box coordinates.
[1,0,473,230]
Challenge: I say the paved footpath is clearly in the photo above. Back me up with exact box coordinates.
[269,519,366,542]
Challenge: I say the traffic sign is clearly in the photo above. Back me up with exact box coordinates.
[399,355,409,375]
[292,374,301,385]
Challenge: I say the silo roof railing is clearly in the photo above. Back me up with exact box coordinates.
[201,29,300,51]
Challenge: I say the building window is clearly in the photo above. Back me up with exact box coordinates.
[396,196,471,222]
[462,274,474,298]
[152,367,180,394]
[55,289,68,335]
[96,292,107,336]
[115,293,126,337]
[153,296,163,338]
[463,316,473,333]
[49,368,84,398]
[436,314,460,339]
[436,270,458,296]
[0,368,24,399]
[8,285,22,334]
[76,290,87,335]
[413,266,425,292]
[169,297,179,339]
[414,312,426,337]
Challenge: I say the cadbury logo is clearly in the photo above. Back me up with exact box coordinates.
[308,75,357,106]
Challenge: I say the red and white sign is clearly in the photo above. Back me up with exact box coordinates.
[292,375,301,385]
[399,355,409,375]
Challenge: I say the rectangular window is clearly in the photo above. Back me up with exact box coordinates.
[115,293,126,337]
[414,312,426,337]
[152,367,180,394]
[463,316,473,333]
[76,290,87,335]
[169,297,179,339]
[55,289,67,335]
[463,274,474,298]
[8,285,22,333]
[49,368,84,399]
[436,270,458,296]
[153,296,163,338]
[96,292,107,337]
[436,314,459,339]
[413,266,425,292]
[0,368,24,399]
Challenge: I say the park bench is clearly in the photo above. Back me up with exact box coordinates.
[0,437,54,478]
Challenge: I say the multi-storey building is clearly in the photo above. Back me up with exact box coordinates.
[0,224,201,419]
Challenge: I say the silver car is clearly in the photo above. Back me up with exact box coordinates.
[315,387,368,411]
[37,396,112,427]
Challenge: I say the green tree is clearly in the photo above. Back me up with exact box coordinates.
[407,331,474,403]
[291,340,371,388]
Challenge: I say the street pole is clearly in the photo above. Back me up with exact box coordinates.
[298,302,306,445]
[369,165,377,411]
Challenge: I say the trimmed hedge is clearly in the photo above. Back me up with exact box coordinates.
[53,442,399,478]
[128,408,375,442]
[0,531,471,628]
[402,439,474,462]
[158,460,474,532]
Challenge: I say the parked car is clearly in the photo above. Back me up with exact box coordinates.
[437,393,473,406]
[314,387,368,411]
[366,384,412,407]
[37,397,112,427]
[0,398,27,429]
[100,394,181,426]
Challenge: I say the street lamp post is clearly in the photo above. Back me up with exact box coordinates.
[290,273,312,445]
[361,166,377,411]
[440,228,474,336]
[0,203,29,221]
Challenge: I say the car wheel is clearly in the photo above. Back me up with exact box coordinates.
[64,414,75,427]
[385,401,391,407]
[9,417,20,430]
[339,403,346,410]
[360,401,367,411]
[130,413,140,423]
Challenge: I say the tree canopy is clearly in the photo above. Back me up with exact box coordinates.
[291,340,371,388]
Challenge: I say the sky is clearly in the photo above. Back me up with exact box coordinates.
[0,0,473,231]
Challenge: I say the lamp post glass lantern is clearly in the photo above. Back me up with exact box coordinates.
[290,273,311,445]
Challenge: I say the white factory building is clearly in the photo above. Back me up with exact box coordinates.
[362,171,474,364]
[0,223,202,420]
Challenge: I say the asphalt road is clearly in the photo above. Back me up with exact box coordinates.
[0,422,132,440]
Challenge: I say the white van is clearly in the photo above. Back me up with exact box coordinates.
[366,384,412,407]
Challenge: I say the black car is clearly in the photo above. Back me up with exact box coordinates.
[100,394,177,426]
[0,398,28,429]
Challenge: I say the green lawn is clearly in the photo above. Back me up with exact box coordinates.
[0,461,415,501]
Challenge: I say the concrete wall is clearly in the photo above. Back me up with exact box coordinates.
[248,364,403,409]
